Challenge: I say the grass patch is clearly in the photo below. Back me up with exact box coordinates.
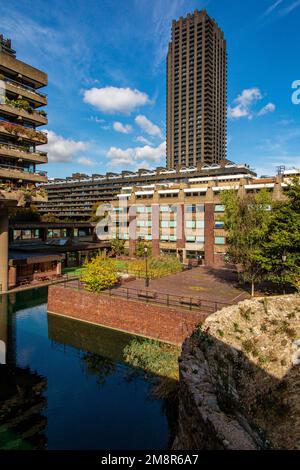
[111,255,183,279]
[123,338,180,399]
[62,266,86,276]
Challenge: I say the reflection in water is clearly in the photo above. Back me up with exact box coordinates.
[0,288,172,450]
[0,293,47,449]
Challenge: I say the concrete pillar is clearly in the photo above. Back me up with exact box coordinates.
[0,294,8,364]
[40,227,47,241]
[9,266,17,289]
[67,227,74,239]
[0,209,9,293]
[56,260,62,275]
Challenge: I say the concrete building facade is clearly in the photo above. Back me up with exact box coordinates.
[38,162,254,221]
[0,35,48,292]
[166,10,227,169]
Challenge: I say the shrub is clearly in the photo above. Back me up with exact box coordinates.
[130,254,182,279]
[81,255,119,292]
[135,239,152,257]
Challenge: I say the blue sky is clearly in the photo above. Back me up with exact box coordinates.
[1,0,300,177]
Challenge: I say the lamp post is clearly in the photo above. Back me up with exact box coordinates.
[144,246,149,288]
[282,250,287,295]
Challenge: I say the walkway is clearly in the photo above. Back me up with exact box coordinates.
[119,266,249,304]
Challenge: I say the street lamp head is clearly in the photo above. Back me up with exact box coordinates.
[144,246,148,254]
[282,254,287,262]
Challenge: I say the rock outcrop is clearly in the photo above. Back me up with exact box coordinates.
[173,294,300,450]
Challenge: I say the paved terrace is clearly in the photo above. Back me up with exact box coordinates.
[119,266,250,304]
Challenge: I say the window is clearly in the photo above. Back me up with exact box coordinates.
[215,220,224,228]
[137,220,145,227]
[145,235,152,241]
[160,235,169,241]
[169,220,177,228]
[136,206,145,213]
[186,220,196,229]
[160,205,169,212]
[196,220,205,228]
[161,221,169,228]
[196,236,205,243]
[215,236,225,245]
[169,235,177,242]
[186,235,196,242]
[186,204,196,213]
[215,204,225,212]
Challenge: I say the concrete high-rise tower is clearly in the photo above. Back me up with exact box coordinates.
[166,10,227,169]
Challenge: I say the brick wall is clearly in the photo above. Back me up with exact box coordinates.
[48,285,208,344]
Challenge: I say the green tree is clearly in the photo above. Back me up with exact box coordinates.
[10,204,40,222]
[221,189,273,296]
[110,237,125,256]
[41,212,60,223]
[81,255,119,292]
[90,202,106,223]
[258,178,300,291]
[135,239,152,258]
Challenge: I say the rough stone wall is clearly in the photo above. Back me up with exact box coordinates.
[173,294,300,450]
[173,340,260,450]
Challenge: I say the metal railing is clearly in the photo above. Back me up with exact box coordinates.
[0,141,47,156]
[60,278,231,313]
[4,77,47,98]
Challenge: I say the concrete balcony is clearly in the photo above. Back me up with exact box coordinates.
[0,121,47,144]
[4,79,47,107]
[0,51,47,88]
[0,103,47,126]
[0,166,47,184]
[0,143,47,164]
[0,188,47,209]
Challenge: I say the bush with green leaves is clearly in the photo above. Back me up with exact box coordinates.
[81,255,119,292]
[122,254,183,279]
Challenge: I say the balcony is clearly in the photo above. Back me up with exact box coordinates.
[3,77,47,107]
[0,165,47,183]
[0,186,47,208]
[0,120,47,144]
[0,143,47,163]
[0,102,47,126]
[0,51,47,88]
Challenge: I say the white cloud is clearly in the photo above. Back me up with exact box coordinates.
[229,88,276,120]
[280,0,300,16]
[229,87,262,119]
[78,156,95,166]
[135,114,162,137]
[136,135,152,145]
[113,121,133,134]
[83,86,149,114]
[43,130,89,163]
[262,0,283,17]
[257,102,276,116]
[107,141,166,169]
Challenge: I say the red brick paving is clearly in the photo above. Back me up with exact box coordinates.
[120,266,249,304]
